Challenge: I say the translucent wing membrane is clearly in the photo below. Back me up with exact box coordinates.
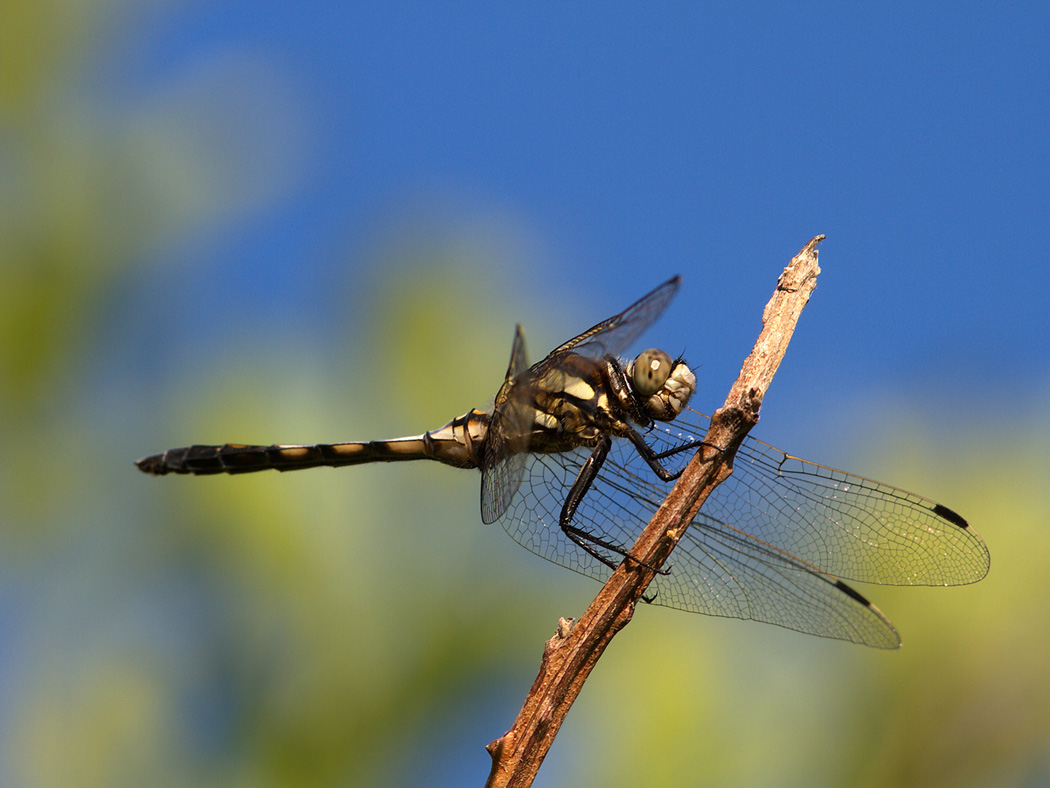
[481,325,531,524]
[496,408,987,647]
[670,409,990,586]
[500,445,899,647]
[481,414,526,524]
[543,276,680,363]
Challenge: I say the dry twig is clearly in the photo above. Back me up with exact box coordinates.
[484,235,824,788]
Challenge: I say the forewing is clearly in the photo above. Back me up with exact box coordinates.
[655,408,991,586]
[543,276,681,364]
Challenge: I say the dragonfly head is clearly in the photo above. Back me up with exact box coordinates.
[628,349,696,421]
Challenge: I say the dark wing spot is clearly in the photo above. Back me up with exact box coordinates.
[932,503,970,529]
[834,580,873,608]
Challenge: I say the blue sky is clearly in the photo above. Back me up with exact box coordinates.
[111,3,1046,439]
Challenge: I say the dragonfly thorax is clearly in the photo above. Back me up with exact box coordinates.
[626,349,696,422]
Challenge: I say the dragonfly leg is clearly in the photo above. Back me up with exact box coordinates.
[560,436,669,577]
[652,438,717,461]
[560,436,610,532]
[624,429,721,481]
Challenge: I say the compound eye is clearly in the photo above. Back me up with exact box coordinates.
[631,349,672,397]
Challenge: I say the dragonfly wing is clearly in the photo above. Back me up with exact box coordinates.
[542,276,681,364]
[655,408,990,586]
[496,438,900,647]
[665,513,900,648]
[493,325,530,407]
[480,326,531,523]
[481,415,526,524]
[496,447,605,573]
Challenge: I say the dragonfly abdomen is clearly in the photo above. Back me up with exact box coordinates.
[135,409,490,476]
[135,440,435,475]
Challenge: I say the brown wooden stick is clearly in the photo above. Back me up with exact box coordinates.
[484,235,824,788]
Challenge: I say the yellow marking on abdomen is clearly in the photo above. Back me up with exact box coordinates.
[328,443,368,456]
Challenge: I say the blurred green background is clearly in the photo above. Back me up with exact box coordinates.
[2,3,1048,788]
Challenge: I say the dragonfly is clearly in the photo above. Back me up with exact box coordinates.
[136,276,989,648]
